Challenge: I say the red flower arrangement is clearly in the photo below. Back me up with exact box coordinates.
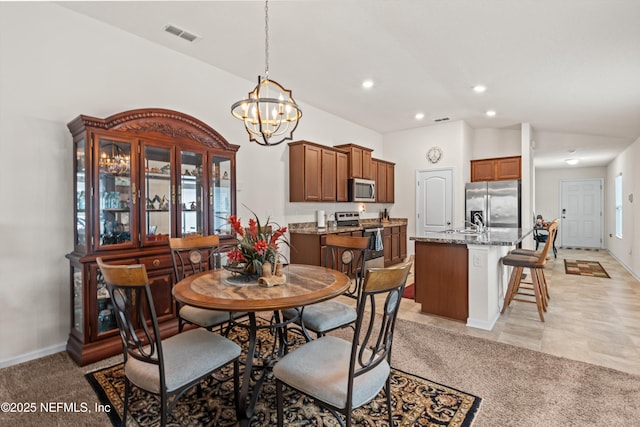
[226,210,288,276]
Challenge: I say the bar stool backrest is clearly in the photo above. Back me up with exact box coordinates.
[533,219,558,266]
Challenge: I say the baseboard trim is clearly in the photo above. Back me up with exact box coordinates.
[607,250,640,282]
[0,343,67,369]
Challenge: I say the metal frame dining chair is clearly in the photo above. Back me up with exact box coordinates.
[96,257,241,427]
[273,261,412,427]
[281,234,369,341]
[170,235,247,332]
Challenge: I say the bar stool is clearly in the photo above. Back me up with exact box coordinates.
[501,221,558,321]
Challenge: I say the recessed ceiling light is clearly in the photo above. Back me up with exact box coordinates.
[485,110,496,117]
[362,80,374,89]
[415,112,425,120]
[566,159,579,165]
[473,85,487,93]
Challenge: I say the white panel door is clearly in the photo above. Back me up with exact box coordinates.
[560,179,603,248]
[416,169,453,236]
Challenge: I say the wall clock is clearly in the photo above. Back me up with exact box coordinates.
[427,146,443,163]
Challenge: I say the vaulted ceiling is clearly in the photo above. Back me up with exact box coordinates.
[59,1,640,168]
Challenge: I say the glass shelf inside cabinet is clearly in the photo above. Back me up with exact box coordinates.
[75,139,86,248]
[98,140,132,247]
[212,156,233,236]
[180,151,204,237]
[72,267,83,333]
[144,145,172,243]
[96,271,117,334]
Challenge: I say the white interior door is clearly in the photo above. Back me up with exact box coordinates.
[416,169,453,236]
[560,179,603,248]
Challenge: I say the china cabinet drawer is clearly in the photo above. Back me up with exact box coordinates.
[139,254,173,271]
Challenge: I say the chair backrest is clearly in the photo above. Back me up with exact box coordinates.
[347,262,412,405]
[169,234,221,281]
[533,219,558,265]
[324,234,370,299]
[96,258,165,371]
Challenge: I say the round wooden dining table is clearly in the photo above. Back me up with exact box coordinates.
[172,264,350,426]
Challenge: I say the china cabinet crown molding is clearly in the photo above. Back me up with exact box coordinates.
[68,108,240,152]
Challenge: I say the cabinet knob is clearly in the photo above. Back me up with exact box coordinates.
[153,259,160,267]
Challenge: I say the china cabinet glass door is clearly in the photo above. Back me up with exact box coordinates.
[74,138,87,251]
[178,150,205,237]
[211,155,234,236]
[95,136,136,250]
[142,143,173,245]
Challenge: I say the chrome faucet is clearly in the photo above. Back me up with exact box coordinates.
[465,219,485,233]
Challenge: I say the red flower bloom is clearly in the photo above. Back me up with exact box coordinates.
[253,240,269,255]
[228,215,244,237]
[227,247,246,263]
[248,218,258,239]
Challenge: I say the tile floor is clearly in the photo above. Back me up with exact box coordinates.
[378,248,639,376]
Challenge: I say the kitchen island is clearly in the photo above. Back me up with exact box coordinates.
[410,227,531,330]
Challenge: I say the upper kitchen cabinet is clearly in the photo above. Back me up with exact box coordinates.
[373,158,395,203]
[470,156,521,182]
[333,144,374,179]
[66,108,239,365]
[289,141,348,202]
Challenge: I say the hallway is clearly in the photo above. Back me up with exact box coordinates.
[397,248,640,376]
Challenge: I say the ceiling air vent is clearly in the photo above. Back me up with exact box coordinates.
[433,117,450,123]
[163,24,201,43]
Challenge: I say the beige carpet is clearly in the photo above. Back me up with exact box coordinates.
[1,317,639,426]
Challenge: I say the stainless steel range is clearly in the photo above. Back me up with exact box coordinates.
[335,211,385,268]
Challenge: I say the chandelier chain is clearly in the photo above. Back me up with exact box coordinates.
[264,0,269,78]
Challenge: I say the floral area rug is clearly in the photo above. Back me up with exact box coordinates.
[564,259,610,278]
[86,320,480,426]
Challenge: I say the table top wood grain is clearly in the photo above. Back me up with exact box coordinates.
[172,264,350,312]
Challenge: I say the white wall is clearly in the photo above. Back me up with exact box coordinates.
[382,120,469,244]
[606,137,639,277]
[472,127,521,158]
[0,3,382,366]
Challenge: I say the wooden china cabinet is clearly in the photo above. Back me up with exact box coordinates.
[66,108,239,366]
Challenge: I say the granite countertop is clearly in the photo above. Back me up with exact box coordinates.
[410,227,533,246]
[289,219,407,235]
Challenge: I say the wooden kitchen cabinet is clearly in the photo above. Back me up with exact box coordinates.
[290,230,363,267]
[289,141,346,202]
[414,241,468,321]
[471,156,521,182]
[383,225,406,266]
[374,158,395,203]
[321,149,337,201]
[334,144,374,179]
[66,108,239,365]
[336,151,348,202]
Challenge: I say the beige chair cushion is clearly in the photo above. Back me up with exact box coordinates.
[179,305,245,328]
[126,328,240,393]
[282,300,357,333]
[273,335,389,409]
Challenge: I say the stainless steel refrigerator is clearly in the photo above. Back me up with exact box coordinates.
[465,180,521,228]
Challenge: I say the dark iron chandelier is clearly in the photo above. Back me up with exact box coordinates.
[231,0,302,146]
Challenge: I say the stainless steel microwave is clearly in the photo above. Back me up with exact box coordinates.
[348,178,376,202]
